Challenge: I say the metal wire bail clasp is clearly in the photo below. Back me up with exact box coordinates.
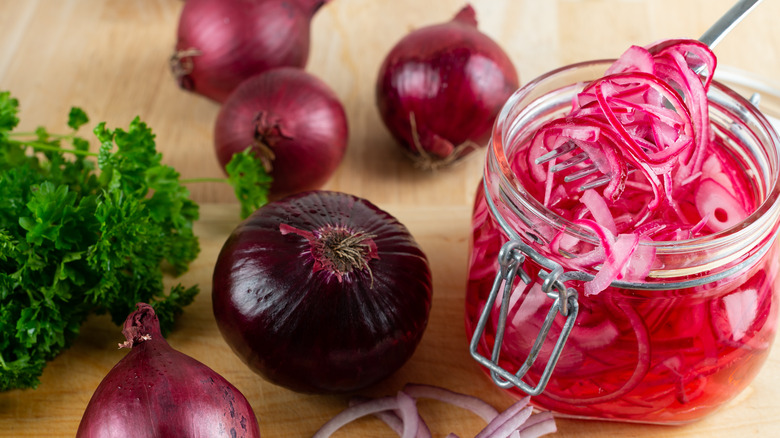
[469,239,579,396]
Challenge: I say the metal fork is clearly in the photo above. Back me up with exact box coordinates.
[535,0,764,191]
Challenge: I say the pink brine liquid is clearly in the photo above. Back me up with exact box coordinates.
[466,185,779,423]
[465,41,780,424]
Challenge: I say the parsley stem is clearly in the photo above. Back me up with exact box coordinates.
[11,139,99,157]
[181,177,229,184]
[9,131,74,140]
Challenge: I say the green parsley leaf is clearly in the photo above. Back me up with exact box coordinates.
[0,92,20,133]
[67,107,89,131]
[0,92,200,391]
[226,147,272,219]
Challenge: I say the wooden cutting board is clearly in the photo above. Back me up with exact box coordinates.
[1,204,779,437]
[2,0,780,436]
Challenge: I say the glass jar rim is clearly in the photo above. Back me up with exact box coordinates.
[489,58,780,266]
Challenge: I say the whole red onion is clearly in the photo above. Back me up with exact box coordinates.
[170,0,330,102]
[214,67,348,200]
[212,190,433,394]
[376,5,519,169]
[77,303,260,438]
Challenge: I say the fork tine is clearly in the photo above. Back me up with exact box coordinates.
[577,168,637,191]
[550,152,589,173]
[535,141,577,165]
[533,139,630,192]
[579,173,612,190]
[563,164,599,182]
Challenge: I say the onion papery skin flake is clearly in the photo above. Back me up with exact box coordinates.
[76,303,260,438]
[376,5,519,169]
[214,67,349,200]
[212,190,433,394]
[171,0,330,103]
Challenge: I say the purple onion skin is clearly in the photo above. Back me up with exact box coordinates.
[77,303,260,438]
[212,191,433,394]
[214,67,349,201]
[172,0,330,103]
[376,5,519,168]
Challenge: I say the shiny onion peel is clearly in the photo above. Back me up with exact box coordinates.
[76,303,260,438]
[376,5,519,169]
[212,190,433,393]
[214,67,348,200]
[171,0,330,102]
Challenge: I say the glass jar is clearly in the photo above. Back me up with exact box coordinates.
[465,60,780,424]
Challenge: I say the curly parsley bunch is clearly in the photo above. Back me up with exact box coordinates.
[0,92,269,390]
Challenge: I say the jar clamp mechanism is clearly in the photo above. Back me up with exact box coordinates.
[469,238,580,396]
[465,52,780,421]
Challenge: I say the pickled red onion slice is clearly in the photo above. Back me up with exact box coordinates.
[695,178,749,232]
[518,39,757,294]
[314,384,556,438]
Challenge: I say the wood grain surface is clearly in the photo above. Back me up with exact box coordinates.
[2,0,780,437]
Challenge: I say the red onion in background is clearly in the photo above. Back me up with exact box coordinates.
[212,190,433,394]
[171,0,330,102]
[76,303,260,438]
[375,4,519,169]
[214,68,348,200]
